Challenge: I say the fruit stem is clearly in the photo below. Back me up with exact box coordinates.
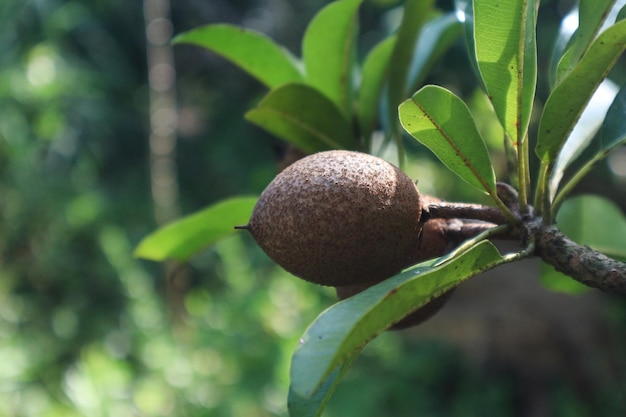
[426,202,508,225]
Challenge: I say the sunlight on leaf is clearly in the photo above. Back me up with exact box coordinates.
[556,0,616,84]
[399,85,496,194]
[552,81,626,209]
[555,0,616,85]
[536,19,626,165]
[473,0,537,144]
[548,79,619,200]
[302,0,362,118]
[134,196,257,262]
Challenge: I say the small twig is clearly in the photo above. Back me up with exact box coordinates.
[502,241,535,263]
[427,201,509,225]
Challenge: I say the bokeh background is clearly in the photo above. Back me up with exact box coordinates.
[2,0,626,416]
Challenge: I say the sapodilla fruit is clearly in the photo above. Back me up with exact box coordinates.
[241,150,423,287]
[336,217,457,329]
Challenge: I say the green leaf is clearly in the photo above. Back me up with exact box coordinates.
[540,262,590,294]
[535,19,626,165]
[407,12,463,92]
[173,24,303,88]
[134,196,257,262]
[358,36,396,147]
[244,83,356,153]
[555,0,617,85]
[473,0,537,144]
[455,0,483,90]
[399,85,496,194]
[557,195,626,259]
[387,0,434,109]
[619,4,626,22]
[386,0,434,156]
[601,80,626,150]
[302,0,362,118]
[541,194,626,293]
[287,360,353,417]
[548,79,619,200]
[289,240,503,402]
[548,8,577,89]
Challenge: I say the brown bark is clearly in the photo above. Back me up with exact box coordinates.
[531,223,626,294]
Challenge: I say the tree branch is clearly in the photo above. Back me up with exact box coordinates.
[422,196,626,295]
[531,222,626,294]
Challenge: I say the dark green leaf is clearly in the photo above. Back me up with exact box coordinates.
[535,19,626,164]
[548,8,577,89]
[407,13,463,92]
[473,0,537,144]
[302,0,362,118]
[358,36,396,146]
[618,4,626,21]
[455,0,483,90]
[173,24,303,88]
[601,80,626,150]
[134,196,257,262]
[386,0,434,142]
[244,83,356,152]
[289,240,503,400]
[399,85,496,194]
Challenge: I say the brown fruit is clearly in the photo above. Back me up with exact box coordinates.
[244,150,423,287]
[335,218,456,329]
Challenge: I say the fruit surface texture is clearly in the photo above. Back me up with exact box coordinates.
[246,150,423,287]
[335,217,458,329]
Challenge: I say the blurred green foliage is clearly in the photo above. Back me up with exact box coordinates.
[2,0,626,416]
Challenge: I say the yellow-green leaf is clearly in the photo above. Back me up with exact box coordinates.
[134,196,257,262]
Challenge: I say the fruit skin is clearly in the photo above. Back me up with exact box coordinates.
[246,150,423,287]
[336,217,457,329]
